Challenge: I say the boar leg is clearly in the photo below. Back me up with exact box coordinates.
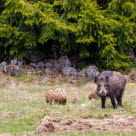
[110,95,117,109]
[46,98,52,105]
[116,93,123,106]
[49,100,52,105]
[46,98,49,104]
[101,97,106,109]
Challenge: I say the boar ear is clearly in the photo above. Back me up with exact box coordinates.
[106,76,109,82]
[94,76,98,83]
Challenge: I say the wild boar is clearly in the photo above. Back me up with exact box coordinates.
[54,88,67,105]
[44,88,67,105]
[44,89,55,105]
[88,91,100,100]
[72,92,80,103]
[94,71,126,109]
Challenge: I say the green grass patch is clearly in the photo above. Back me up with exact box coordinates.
[0,114,44,134]
[0,75,136,135]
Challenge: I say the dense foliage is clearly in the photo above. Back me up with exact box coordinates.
[0,0,135,70]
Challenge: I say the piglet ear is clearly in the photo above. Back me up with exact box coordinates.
[106,76,109,82]
[94,76,98,83]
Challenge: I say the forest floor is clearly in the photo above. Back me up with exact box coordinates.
[0,74,136,136]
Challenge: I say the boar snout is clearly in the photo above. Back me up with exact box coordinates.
[101,93,106,97]
[98,89,108,97]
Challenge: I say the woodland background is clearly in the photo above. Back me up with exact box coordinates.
[0,0,135,71]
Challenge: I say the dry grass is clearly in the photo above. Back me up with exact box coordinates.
[0,74,136,136]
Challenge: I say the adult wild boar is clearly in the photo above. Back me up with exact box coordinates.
[94,71,126,109]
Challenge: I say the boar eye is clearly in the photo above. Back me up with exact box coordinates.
[98,84,101,88]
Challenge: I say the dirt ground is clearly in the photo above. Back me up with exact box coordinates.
[0,113,20,120]
[35,110,136,135]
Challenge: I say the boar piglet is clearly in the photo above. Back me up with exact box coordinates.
[94,71,126,109]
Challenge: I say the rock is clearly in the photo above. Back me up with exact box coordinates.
[59,56,71,68]
[4,65,23,76]
[0,61,23,76]
[36,61,45,70]
[0,62,7,72]
[10,58,24,68]
[28,61,45,70]
[45,61,53,68]
[62,67,78,78]
[45,60,61,73]
[41,77,50,83]
[78,68,87,77]
[79,65,99,80]
[52,62,61,73]
[86,65,99,80]
[44,56,72,76]
[30,63,37,69]
[0,61,7,66]
[10,59,18,66]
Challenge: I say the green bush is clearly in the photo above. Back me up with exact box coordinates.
[0,0,135,70]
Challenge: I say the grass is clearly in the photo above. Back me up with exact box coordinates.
[0,74,136,135]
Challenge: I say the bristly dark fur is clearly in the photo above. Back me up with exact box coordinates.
[94,71,126,109]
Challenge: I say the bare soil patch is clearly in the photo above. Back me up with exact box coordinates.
[0,113,19,120]
[35,112,136,135]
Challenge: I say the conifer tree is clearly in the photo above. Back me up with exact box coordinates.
[0,0,135,70]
